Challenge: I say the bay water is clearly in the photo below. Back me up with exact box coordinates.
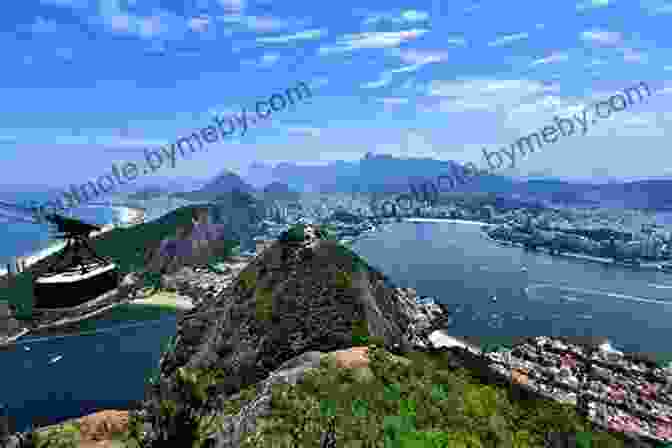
[1,219,671,431]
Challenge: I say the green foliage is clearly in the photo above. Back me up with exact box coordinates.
[255,287,273,321]
[238,269,257,292]
[351,319,369,346]
[279,224,306,242]
[334,270,352,290]
[235,346,628,448]
[144,365,228,448]
[28,422,81,448]
[1,205,238,316]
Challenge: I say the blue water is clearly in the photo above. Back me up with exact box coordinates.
[352,221,672,355]
[0,191,117,266]
[1,220,671,431]
[0,317,177,432]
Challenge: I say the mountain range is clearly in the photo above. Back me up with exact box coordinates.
[237,155,672,210]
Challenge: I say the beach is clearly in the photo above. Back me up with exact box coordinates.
[0,207,142,279]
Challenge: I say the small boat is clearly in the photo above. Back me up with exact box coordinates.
[416,296,436,306]
[24,346,30,351]
[490,295,497,302]
[521,266,528,272]
[48,355,63,364]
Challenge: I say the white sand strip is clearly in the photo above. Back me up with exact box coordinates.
[428,330,482,354]
[130,292,194,310]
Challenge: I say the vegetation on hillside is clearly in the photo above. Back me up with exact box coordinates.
[1,205,238,319]
[278,224,306,243]
[237,345,627,448]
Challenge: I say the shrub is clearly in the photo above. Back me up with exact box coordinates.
[279,224,306,243]
[255,288,274,322]
[234,346,627,448]
[334,270,352,290]
[141,365,229,448]
[238,270,256,292]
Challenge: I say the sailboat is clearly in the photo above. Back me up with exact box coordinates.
[32,214,119,309]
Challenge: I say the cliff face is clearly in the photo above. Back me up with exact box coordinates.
[158,225,415,388]
[139,225,447,444]
[143,207,237,275]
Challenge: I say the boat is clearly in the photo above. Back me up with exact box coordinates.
[521,266,528,272]
[48,354,63,364]
[416,296,436,306]
[32,214,119,309]
[490,296,497,302]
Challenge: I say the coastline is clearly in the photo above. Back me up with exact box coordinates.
[482,232,670,273]
[404,217,489,226]
[0,209,142,279]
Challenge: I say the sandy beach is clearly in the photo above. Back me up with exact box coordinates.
[0,218,127,278]
[129,291,194,310]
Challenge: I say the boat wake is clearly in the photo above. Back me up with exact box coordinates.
[527,283,672,306]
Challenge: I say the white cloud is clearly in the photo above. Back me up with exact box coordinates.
[576,0,610,11]
[188,16,210,33]
[664,65,672,71]
[218,0,245,14]
[257,28,326,44]
[580,29,622,45]
[362,9,429,25]
[401,10,429,22]
[535,23,545,29]
[242,53,280,68]
[488,32,529,47]
[244,16,293,32]
[377,97,409,105]
[424,79,552,114]
[31,17,59,34]
[95,1,183,40]
[361,74,393,89]
[319,29,429,54]
[530,52,569,66]
[622,48,647,63]
[446,37,467,46]
[286,127,322,137]
[391,48,448,65]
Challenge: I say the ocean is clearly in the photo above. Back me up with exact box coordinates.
[1,219,671,431]
[0,191,194,272]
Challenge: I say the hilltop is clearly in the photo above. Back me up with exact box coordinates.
[128,224,633,448]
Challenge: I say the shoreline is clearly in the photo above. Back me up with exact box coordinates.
[0,208,145,279]
[484,233,670,273]
[403,217,489,226]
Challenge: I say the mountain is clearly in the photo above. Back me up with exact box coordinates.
[138,224,449,445]
[130,224,635,448]
[200,170,256,196]
[260,182,301,201]
[143,206,239,275]
[171,171,256,202]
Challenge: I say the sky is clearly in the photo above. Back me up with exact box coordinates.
[1,0,672,189]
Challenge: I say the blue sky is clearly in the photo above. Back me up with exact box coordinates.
[1,0,672,189]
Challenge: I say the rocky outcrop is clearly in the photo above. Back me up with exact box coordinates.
[138,224,450,446]
[143,207,238,275]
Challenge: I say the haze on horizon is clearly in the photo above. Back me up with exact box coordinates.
[2,0,672,190]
